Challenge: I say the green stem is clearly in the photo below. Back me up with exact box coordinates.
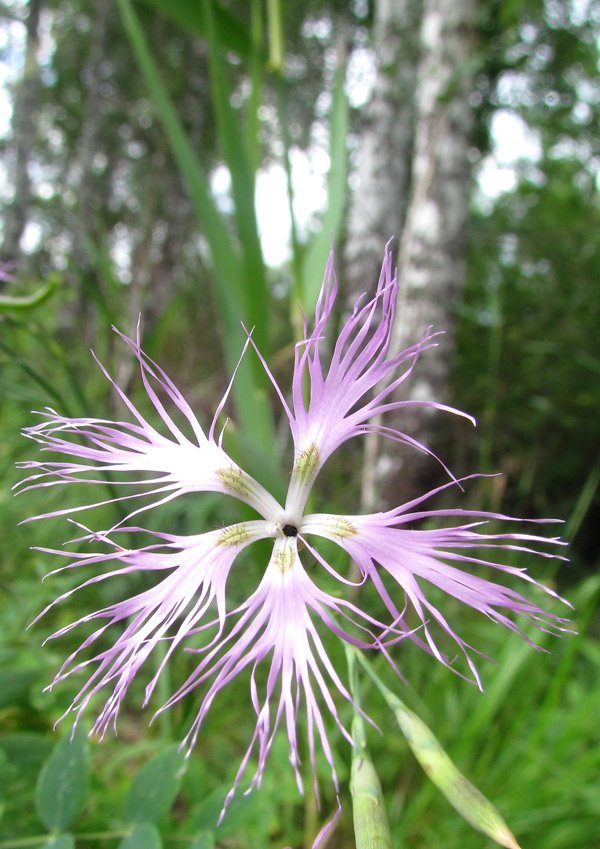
[346,647,394,849]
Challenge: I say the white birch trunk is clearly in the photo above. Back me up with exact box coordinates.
[344,0,423,295]
[1,0,42,261]
[361,0,477,509]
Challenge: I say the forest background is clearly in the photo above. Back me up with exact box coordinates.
[0,1,599,848]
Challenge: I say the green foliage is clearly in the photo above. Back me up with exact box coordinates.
[0,668,41,711]
[189,834,215,849]
[119,822,162,849]
[123,745,186,824]
[457,157,600,557]
[300,56,349,312]
[0,277,60,312]
[139,0,255,58]
[35,729,89,832]
[458,0,600,565]
[40,835,75,849]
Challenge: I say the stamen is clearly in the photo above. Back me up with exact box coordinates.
[295,443,320,479]
[216,466,251,497]
[217,524,253,547]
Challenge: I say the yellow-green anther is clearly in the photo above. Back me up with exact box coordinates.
[328,516,357,538]
[350,716,394,849]
[294,443,320,480]
[216,466,252,498]
[216,524,253,547]
[274,544,295,572]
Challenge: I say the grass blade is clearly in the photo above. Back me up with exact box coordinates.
[301,52,349,311]
[117,0,281,482]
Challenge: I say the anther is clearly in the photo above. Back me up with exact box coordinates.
[282,524,298,537]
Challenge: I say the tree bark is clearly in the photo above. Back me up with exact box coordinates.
[344,0,423,297]
[359,0,477,510]
[1,0,42,262]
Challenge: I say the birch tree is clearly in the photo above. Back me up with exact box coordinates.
[348,0,478,508]
[1,0,42,260]
[344,0,422,296]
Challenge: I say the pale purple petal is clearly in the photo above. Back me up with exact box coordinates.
[157,536,391,805]
[250,245,473,516]
[17,328,283,522]
[303,491,569,687]
[39,522,271,735]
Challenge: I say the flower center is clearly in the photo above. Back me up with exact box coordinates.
[282,524,298,537]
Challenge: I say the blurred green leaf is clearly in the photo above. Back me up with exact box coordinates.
[0,748,12,823]
[35,729,89,832]
[118,822,162,849]
[216,787,262,839]
[0,667,40,710]
[202,0,270,354]
[266,0,283,71]
[118,0,282,486]
[123,744,186,824]
[357,652,521,849]
[190,832,215,849]
[117,0,242,325]
[195,787,229,832]
[138,0,254,58]
[195,784,260,837]
[41,834,75,849]
[0,733,54,779]
[302,56,348,311]
[0,277,59,312]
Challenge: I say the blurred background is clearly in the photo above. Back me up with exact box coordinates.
[1,1,599,848]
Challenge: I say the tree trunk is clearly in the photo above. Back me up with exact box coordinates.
[1,0,42,262]
[344,0,423,297]
[359,0,477,510]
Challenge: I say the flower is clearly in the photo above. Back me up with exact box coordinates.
[18,246,568,810]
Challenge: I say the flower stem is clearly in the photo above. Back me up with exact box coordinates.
[346,647,394,849]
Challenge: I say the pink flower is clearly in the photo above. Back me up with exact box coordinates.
[19,246,568,809]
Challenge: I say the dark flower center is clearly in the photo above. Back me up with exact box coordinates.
[282,524,298,537]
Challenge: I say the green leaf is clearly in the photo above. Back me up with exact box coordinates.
[350,716,394,849]
[392,702,521,849]
[0,667,40,709]
[117,0,242,328]
[190,833,215,849]
[0,276,60,312]
[200,1,284,486]
[123,744,186,824]
[216,787,261,838]
[202,0,270,354]
[0,733,54,779]
[356,651,522,849]
[0,748,13,823]
[34,729,89,832]
[138,0,254,59]
[41,835,75,849]
[195,787,228,831]
[118,822,162,849]
[118,0,281,479]
[302,56,349,311]
[195,784,260,838]
[266,0,283,71]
